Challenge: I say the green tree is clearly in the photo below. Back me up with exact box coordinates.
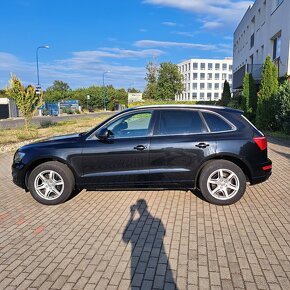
[156,62,183,100]
[128,88,141,93]
[273,79,290,133]
[256,55,279,130]
[242,73,257,121]
[5,75,43,130]
[143,61,158,100]
[220,80,231,106]
[0,90,6,98]
[45,80,71,102]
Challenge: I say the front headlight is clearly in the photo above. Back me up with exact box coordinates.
[14,151,25,163]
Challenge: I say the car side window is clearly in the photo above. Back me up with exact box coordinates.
[202,112,233,132]
[156,110,207,135]
[107,111,153,138]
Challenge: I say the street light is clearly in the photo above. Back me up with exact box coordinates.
[36,45,49,93]
[102,71,110,111]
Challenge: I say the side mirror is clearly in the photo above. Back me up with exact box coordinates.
[96,128,109,140]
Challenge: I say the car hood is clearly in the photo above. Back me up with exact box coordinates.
[19,133,83,150]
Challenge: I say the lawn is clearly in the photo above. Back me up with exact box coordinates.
[0,116,109,146]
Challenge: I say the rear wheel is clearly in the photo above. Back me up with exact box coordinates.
[199,160,246,205]
[28,161,75,205]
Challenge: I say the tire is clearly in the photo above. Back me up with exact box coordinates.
[199,160,246,205]
[28,161,75,205]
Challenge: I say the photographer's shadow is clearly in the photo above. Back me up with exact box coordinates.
[122,199,178,290]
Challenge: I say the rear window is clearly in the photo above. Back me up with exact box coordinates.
[202,112,233,132]
[157,110,207,135]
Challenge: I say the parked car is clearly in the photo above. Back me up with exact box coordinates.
[12,105,272,205]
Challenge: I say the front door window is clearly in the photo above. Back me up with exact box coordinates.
[107,111,152,138]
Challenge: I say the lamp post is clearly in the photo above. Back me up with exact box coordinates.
[36,45,49,93]
[102,71,110,111]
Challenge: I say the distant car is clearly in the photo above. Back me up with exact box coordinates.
[12,105,272,205]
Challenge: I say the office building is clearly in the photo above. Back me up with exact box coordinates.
[176,58,233,101]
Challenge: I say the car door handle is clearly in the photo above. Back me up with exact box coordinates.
[134,145,147,151]
[195,142,210,149]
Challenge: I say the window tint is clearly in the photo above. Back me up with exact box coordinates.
[157,110,206,135]
[107,112,152,138]
[202,112,233,132]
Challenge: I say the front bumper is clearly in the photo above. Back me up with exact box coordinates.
[12,163,27,189]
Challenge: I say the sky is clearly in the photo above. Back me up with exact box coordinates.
[0,0,252,90]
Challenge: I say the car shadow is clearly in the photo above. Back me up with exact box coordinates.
[122,199,179,289]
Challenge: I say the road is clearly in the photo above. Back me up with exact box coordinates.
[0,112,114,129]
[0,140,289,289]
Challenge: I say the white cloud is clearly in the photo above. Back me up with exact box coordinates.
[135,40,216,50]
[201,21,222,29]
[0,50,149,90]
[144,0,253,25]
[161,21,177,26]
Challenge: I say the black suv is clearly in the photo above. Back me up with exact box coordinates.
[12,105,272,205]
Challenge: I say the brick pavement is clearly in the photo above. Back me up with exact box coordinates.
[0,140,289,290]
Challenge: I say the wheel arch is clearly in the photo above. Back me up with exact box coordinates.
[24,157,78,189]
[194,154,253,189]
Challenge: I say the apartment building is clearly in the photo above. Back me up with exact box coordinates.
[176,58,233,102]
[233,0,290,89]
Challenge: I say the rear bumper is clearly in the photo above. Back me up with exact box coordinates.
[250,158,272,185]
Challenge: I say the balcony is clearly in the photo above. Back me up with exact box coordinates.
[233,64,263,89]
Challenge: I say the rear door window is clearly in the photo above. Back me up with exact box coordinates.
[202,112,233,132]
[156,110,207,135]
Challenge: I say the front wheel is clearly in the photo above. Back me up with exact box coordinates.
[199,160,246,205]
[28,161,75,205]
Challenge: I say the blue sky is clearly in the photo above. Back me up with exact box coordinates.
[0,0,252,90]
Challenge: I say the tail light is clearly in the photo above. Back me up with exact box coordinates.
[253,137,267,151]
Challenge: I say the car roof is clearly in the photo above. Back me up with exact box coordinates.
[130,104,243,114]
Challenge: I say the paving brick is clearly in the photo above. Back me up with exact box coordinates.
[0,140,289,290]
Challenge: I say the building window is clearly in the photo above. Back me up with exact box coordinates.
[222,64,227,71]
[250,33,255,48]
[200,92,205,100]
[192,83,197,90]
[214,83,219,90]
[188,73,190,80]
[192,92,197,100]
[200,73,205,80]
[215,63,220,70]
[200,83,205,90]
[188,83,190,90]
[222,73,227,80]
[273,33,281,60]
[193,73,198,80]
[214,93,219,99]
[207,73,212,80]
[207,83,212,90]
[200,63,205,70]
[215,73,219,80]
[193,63,198,70]
[208,63,213,70]
[207,92,212,100]
[229,65,232,71]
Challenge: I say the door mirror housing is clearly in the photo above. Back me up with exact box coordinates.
[96,128,109,140]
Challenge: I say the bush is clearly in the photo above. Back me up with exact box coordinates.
[39,120,56,128]
[75,109,81,114]
[62,107,74,114]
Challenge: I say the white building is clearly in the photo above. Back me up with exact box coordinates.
[176,58,233,102]
[233,0,290,89]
